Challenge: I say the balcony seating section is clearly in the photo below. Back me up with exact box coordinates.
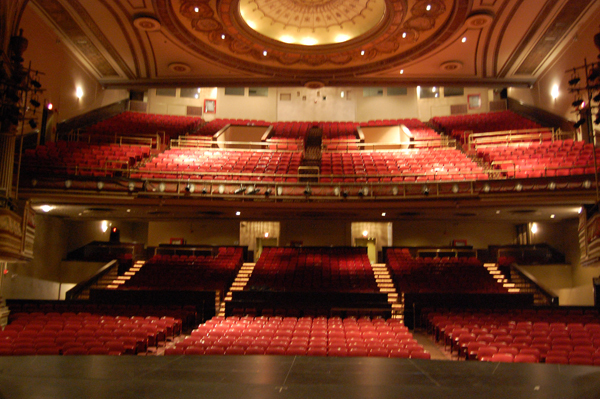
[86,112,203,141]
[0,311,182,356]
[476,140,597,178]
[246,247,378,293]
[431,111,543,141]
[425,308,600,366]
[120,248,244,292]
[21,140,150,177]
[169,315,430,358]
[320,148,487,182]
[133,148,303,181]
[387,248,506,294]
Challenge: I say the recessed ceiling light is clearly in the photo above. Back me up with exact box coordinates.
[221,34,226,40]
[550,214,555,219]
[236,211,241,216]
[426,4,431,11]
[382,212,386,217]
[496,210,501,214]
[126,209,131,213]
[360,50,365,56]
[400,69,404,74]
[263,50,267,56]
[461,37,467,43]
[194,7,199,12]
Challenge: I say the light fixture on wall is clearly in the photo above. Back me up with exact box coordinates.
[40,205,54,213]
[362,230,369,238]
[101,220,109,233]
[551,84,559,100]
[76,86,83,100]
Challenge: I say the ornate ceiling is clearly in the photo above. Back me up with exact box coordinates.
[27,0,600,88]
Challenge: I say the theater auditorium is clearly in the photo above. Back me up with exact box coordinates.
[1,0,600,398]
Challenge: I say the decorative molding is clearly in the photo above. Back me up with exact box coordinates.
[154,0,465,78]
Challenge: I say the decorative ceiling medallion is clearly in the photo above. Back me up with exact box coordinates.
[238,0,387,46]
[133,16,162,31]
[168,62,191,73]
[440,60,463,71]
[304,81,325,89]
[162,0,465,76]
[464,11,494,29]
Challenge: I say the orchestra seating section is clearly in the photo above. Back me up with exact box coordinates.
[85,111,203,141]
[20,140,150,177]
[426,308,600,365]
[386,248,507,294]
[246,247,378,293]
[476,139,597,177]
[119,247,244,293]
[320,148,488,182]
[133,148,303,181]
[0,310,183,356]
[166,315,431,358]
[431,110,545,142]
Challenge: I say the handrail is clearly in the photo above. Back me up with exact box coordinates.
[468,128,555,150]
[170,138,301,151]
[511,264,559,306]
[65,260,118,301]
[322,139,457,152]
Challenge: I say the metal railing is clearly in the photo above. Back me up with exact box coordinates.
[65,260,118,301]
[468,128,558,150]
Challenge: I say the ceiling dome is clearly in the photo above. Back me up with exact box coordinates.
[238,0,387,46]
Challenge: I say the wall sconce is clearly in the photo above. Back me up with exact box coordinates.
[76,86,83,99]
[551,84,559,100]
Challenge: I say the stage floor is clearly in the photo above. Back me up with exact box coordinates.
[1,355,600,399]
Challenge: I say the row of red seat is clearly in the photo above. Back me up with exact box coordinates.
[386,249,505,294]
[431,111,542,140]
[477,139,598,178]
[134,148,303,180]
[165,316,431,358]
[121,248,244,291]
[0,312,181,356]
[320,149,486,182]
[246,247,378,293]
[427,309,600,365]
[21,141,149,177]
[86,112,202,140]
